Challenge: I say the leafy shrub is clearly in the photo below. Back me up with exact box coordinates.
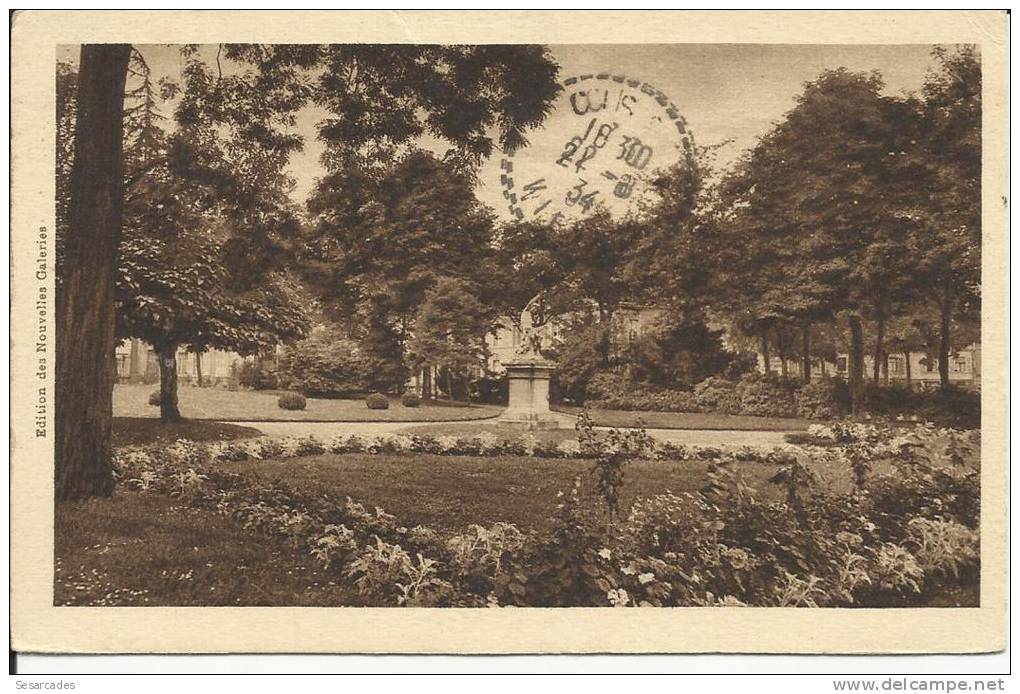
[735,373,797,417]
[469,376,508,405]
[295,435,326,456]
[796,380,849,419]
[279,328,373,397]
[148,390,161,406]
[400,393,421,408]
[585,371,630,401]
[277,392,307,411]
[550,322,610,403]
[624,310,749,390]
[905,518,979,581]
[366,393,390,410]
[237,359,279,390]
[915,387,980,429]
[693,376,741,414]
[862,384,979,429]
[584,372,700,413]
[111,419,980,608]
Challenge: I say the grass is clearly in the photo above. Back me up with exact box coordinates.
[114,383,502,422]
[554,405,814,431]
[56,452,972,607]
[55,491,362,606]
[215,452,874,534]
[112,417,262,448]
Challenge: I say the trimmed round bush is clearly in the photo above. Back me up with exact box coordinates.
[400,393,421,408]
[366,393,390,410]
[148,390,161,406]
[278,392,307,411]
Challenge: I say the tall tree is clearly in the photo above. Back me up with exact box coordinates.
[405,278,491,402]
[55,45,132,500]
[911,46,981,389]
[714,69,919,413]
[303,150,499,387]
[59,55,311,422]
[56,43,560,497]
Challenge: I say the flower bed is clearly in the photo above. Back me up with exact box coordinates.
[109,419,979,608]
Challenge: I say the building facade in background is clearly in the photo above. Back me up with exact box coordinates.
[113,339,244,386]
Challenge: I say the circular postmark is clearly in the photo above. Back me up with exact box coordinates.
[499,73,696,223]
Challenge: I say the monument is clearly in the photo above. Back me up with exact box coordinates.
[496,296,561,430]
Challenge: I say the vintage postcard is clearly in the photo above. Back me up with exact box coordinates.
[10,10,1009,654]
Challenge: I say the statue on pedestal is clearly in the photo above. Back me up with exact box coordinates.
[512,294,553,362]
[498,293,560,429]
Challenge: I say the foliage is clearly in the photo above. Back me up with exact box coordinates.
[468,376,507,406]
[576,413,655,521]
[365,393,390,410]
[625,309,747,389]
[110,418,979,607]
[304,151,503,383]
[583,372,845,421]
[693,377,742,415]
[278,326,375,397]
[795,381,850,420]
[734,373,797,418]
[400,393,421,408]
[404,278,491,399]
[550,322,611,403]
[277,392,307,411]
[237,359,280,391]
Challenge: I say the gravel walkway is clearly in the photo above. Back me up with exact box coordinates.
[236,412,791,449]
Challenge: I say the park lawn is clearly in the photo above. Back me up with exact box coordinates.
[55,453,966,608]
[55,491,363,606]
[112,417,262,447]
[113,383,502,422]
[555,406,814,431]
[215,452,871,534]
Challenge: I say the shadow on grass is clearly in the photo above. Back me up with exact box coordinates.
[112,417,263,448]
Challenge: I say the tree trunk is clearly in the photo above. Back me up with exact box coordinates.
[760,327,771,375]
[55,45,132,501]
[157,343,182,422]
[195,351,203,387]
[872,310,885,385]
[596,323,612,367]
[777,327,788,378]
[445,368,455,404]
[848,315,865,416]
[128,338,143,383]
[938,299,952,391]
[422,366,432,400]
[801,325,812,383]
[904,350,912,387]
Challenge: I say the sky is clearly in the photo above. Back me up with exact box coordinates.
[57,43,944,220]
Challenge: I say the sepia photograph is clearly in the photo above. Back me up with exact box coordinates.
[10,10,1008,657]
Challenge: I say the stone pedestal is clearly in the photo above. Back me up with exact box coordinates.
[496,359,561,430]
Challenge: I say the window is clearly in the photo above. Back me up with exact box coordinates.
[888,356,902,375]
[925,359,936,373]
[953,356,968,373]
[836,356,848,372]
